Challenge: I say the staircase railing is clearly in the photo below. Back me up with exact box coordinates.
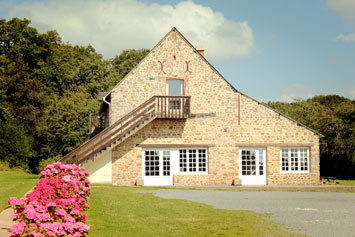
[60,96,191,165]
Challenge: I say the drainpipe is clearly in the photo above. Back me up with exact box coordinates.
[103,95,111,126]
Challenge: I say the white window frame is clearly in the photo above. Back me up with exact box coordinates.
[280,148,310,174]
[177,148,208,175]
[142,148,208,178]
[142,149,172,178]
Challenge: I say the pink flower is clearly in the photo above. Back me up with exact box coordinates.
[74,222,90,233]
[8,197,26,206]
[62,175,73,182]
[39,213,50,221]
[25,209,38,220]
[46,201,56,207]
[62,222,74,233]
[46,230,55,236]
[55,208,67,216]
[11,222,26,235]
[29,231,43,237]
[35,205,47,213]
[70,206,82,215]
[8,197,18,205]
[64,215,76,223]
[12,214,20,220]
[73,232,83,237]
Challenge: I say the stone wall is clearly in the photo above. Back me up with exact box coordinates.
[236,95,320,185]
[109,29,320,186]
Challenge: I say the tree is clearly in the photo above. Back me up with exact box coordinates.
[0,18,151,172]
[0,117,35,169]
[39,92,98,160]
[111,49,149,78]
[34,44,120,97]
[0,18,60,170]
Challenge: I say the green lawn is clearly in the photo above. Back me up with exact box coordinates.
[337,180,355,185]
[87,185,298,236]
[0,170,39,209]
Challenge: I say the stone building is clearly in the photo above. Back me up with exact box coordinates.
[61,28,321,186]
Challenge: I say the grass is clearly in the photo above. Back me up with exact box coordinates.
[0,169,39,209]
[337,180,355,185]
[87,185,298,236]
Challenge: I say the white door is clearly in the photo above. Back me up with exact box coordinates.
[166,80,184,111]
[142,150,173,186]
[239,148,266,185]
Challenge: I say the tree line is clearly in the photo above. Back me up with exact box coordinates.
[0,18,148,172]
[1,18,354,179]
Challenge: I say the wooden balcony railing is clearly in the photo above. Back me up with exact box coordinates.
[155,96,191,119]
[60,96,191,164]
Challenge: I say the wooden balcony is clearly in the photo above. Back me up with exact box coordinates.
[155,96,191,119]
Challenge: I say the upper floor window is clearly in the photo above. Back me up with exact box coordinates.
[166,79,184,96]
[280,148,309,173]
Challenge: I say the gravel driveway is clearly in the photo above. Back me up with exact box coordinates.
[141,190,355,236]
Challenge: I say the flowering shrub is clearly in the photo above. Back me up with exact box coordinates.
[8,162,91,237]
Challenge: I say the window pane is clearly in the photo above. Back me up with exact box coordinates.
[179,149,187,172]
[163,151,170,176]
[189,149,197,172]
[259,150,264,175]
[290,149,298,171]
[145,150,159,176]
[198,149,207,172]
[299,149,308,171]
[282,149,289,171]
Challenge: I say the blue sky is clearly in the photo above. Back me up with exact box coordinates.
[1,0,355,101]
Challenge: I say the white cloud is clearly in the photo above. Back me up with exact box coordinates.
[279,84,314,102]
[338,87,355,100]
[278,84,355,102]
[326,0,355,24]
[336,33,355,42]
[326,0,355,42]
[8,0,254,62]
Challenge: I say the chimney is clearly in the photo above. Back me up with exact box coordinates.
[196,46,205,57]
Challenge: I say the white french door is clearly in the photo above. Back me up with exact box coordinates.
[239,148,266,185]
[142,150,173,186]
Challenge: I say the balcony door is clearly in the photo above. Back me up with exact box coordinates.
[166,80,184,111]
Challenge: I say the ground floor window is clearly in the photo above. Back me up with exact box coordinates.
[280,148,309,173]
[179,149,207,174]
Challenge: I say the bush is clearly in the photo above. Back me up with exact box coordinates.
[8,162,91,236]
[0,161,10,171]
[37,157,58,173]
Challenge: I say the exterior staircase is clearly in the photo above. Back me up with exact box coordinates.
[59,96,191,165]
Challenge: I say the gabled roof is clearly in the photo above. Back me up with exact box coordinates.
[103,27,322,137]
